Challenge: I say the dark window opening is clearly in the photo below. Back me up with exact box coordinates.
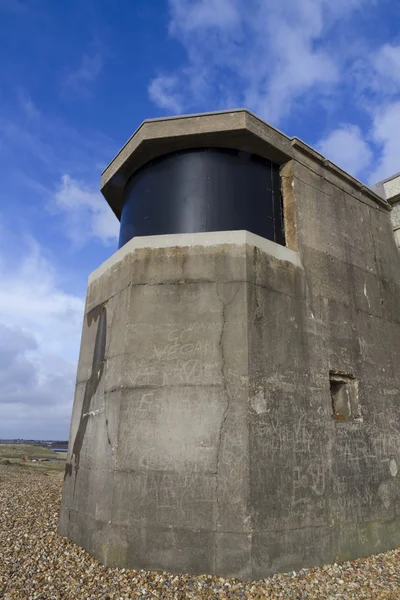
[330,372,361,422]
[119,148,285,249]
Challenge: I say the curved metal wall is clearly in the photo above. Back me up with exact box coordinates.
[118,148,285,249]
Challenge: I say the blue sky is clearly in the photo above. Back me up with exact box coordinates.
[1,0,399,439]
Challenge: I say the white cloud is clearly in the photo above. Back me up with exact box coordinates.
[168,0,239,33]
[148,0,369,124]
[315,42,400,186]
[0,94,119,249]
[148,76,183,114]
[368,101,400,184]
[150,0,400,186]
[317,124,373,178]
[0,239,83,361]
[52,174,119,246]
[372,44,400,92]
[0,239,84,439]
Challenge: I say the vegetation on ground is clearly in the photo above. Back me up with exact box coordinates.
[0,444,66,474]
[0,443,59,459]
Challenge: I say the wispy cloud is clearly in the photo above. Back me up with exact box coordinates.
[148,0,370,123]
[17,90,41,120]
[0,237,84,439]
[148,75,184,113]
[320,102,400,186]
[65,50,104,92]
[0,88,117,223]
[317,125,373,179]
[52,174,119,247]
[0,103,115,178]
[315,40,400,184]
[372,44,400,94]
[369,102,400,183]
[169,0,239,33]
[0,0,27,14]
[148,0,400,186]
[0,84,118,438]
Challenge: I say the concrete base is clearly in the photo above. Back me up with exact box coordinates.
[60,230,400,579]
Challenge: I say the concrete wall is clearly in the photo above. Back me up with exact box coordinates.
[60,156,400,579]
[60,237,254,576]
[248,159,400,576]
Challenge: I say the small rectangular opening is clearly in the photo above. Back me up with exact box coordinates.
[330,372,361,422]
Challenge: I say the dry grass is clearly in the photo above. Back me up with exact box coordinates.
[0,444,66,475]
[0,443,58,460]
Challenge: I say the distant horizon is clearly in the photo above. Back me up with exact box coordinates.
[0,438,68,444]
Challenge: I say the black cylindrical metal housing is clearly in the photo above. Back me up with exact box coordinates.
[118,148,284,248]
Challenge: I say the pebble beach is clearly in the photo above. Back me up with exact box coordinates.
[1,464,400,599]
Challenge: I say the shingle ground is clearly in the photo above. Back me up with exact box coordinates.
[1,464,400,599]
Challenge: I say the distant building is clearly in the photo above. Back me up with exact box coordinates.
[372,173,400,247]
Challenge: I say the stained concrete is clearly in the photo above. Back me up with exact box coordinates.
[60,112,400,579]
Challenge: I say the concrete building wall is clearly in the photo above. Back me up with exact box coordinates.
[60,124,400,578]
[60,237,254,576]
[248,158,400,576]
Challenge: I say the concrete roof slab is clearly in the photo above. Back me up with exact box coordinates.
[100,109,293,219]
[100,108,389,219]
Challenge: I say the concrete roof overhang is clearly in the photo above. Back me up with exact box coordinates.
[101,109,389,219]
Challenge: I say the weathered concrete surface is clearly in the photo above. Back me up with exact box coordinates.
[60,239,253,577]
[61,113,400,578]
[60,188,400,578]
[246,158,400,576]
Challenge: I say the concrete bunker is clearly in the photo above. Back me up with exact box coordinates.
[60,109,400,579]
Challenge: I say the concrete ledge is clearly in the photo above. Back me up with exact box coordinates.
[100,109,389,217]
[291,138,390,211]
[89,231,303,284]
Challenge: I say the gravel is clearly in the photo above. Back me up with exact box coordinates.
[1,464,400,599]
